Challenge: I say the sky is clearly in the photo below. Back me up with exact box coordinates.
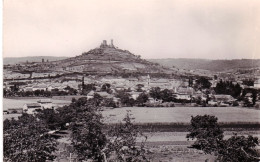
[3,0,260,59]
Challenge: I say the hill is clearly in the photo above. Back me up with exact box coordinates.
[148,58,260,72]
[4,56,68,65]
[16,40,172,74]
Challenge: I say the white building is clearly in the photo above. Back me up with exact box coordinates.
[23,103,42,114]
[37,99,53,109]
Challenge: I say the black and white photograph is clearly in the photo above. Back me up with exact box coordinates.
[3,0,260,161]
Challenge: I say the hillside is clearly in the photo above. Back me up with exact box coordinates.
[148,58,260,72]
[18,40,172,74]
[4,56,68,65]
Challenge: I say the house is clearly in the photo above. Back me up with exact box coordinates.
[244,93,253,103]
[254,79,260,89]
[208,100,218,106]
[174,86,194,101]
[176,86,195,95]
[212,95,235,104]
[129,92,142,100]
[96,91,113,98]
[8,108,23,114]
[37,99,53,109]
[23,103,42,114]
[175,94,192,100]
[194,91,207,101]
[3,110,8,115]
[147,97,162,104]
[24,86,33,92]
[115,85,125,91]
[32,84,47,91]
[87,90,95,99]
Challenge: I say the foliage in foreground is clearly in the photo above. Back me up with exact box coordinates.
[69,98,148,161]
[106,112,148,162]
[70,104,107,161]
[187,115,260,162]
[4,114,57,162]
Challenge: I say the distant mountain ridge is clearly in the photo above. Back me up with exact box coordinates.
[148,58,260,72]
[4,56,68,65]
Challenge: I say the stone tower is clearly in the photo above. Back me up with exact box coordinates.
[100,40,108,48]
[111,39,114,48]
[103,40,107,46]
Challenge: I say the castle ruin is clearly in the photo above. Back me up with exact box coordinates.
[100,39,115,48]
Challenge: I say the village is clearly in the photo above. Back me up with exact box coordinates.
[3,67,260,116]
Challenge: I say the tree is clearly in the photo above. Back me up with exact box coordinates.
[160,89,175,102]
[101,98,117,108]
[106,112,148,162]
[242,88,257,106]
[36,109,63,130]
[186,115,260,161]
[4,114,57,161]
[136,84,144,92]
[82,83,96,95]
[243,79,254,86]
[186,115,224,154]
[194,77,212,90]
[70,104,107,161]
[89,93,104,106]
[116,90,134,106]
[217,135,259,162]
[136,93,149,106]
[214,80,242,98]
[149,87,161,100]
[64,86,78,95]
[101,83,111,92]
[188,78,193,87]
[66,97,148,161]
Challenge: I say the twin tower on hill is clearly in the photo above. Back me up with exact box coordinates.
[100,39,115,48]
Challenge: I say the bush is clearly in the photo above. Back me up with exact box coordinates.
[186,115,260,161]
[233,101,239,106]
[4,114,57,161]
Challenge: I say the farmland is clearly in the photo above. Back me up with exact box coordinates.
[4,101,260,161]
[102,107,260,124]
[4,99,260,125]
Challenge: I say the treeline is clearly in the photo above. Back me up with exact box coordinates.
[214,80,259,106]
[214,80,242,98]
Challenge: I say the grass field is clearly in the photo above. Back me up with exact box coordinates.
[102,107,260,124]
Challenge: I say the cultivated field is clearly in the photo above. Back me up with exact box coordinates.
[102,107,260,124]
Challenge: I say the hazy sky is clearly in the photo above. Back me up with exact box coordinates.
[3,0,260,59]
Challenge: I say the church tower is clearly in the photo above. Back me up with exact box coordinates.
[147,74,150,88]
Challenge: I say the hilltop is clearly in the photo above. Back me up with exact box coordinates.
[148,58,260,72]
